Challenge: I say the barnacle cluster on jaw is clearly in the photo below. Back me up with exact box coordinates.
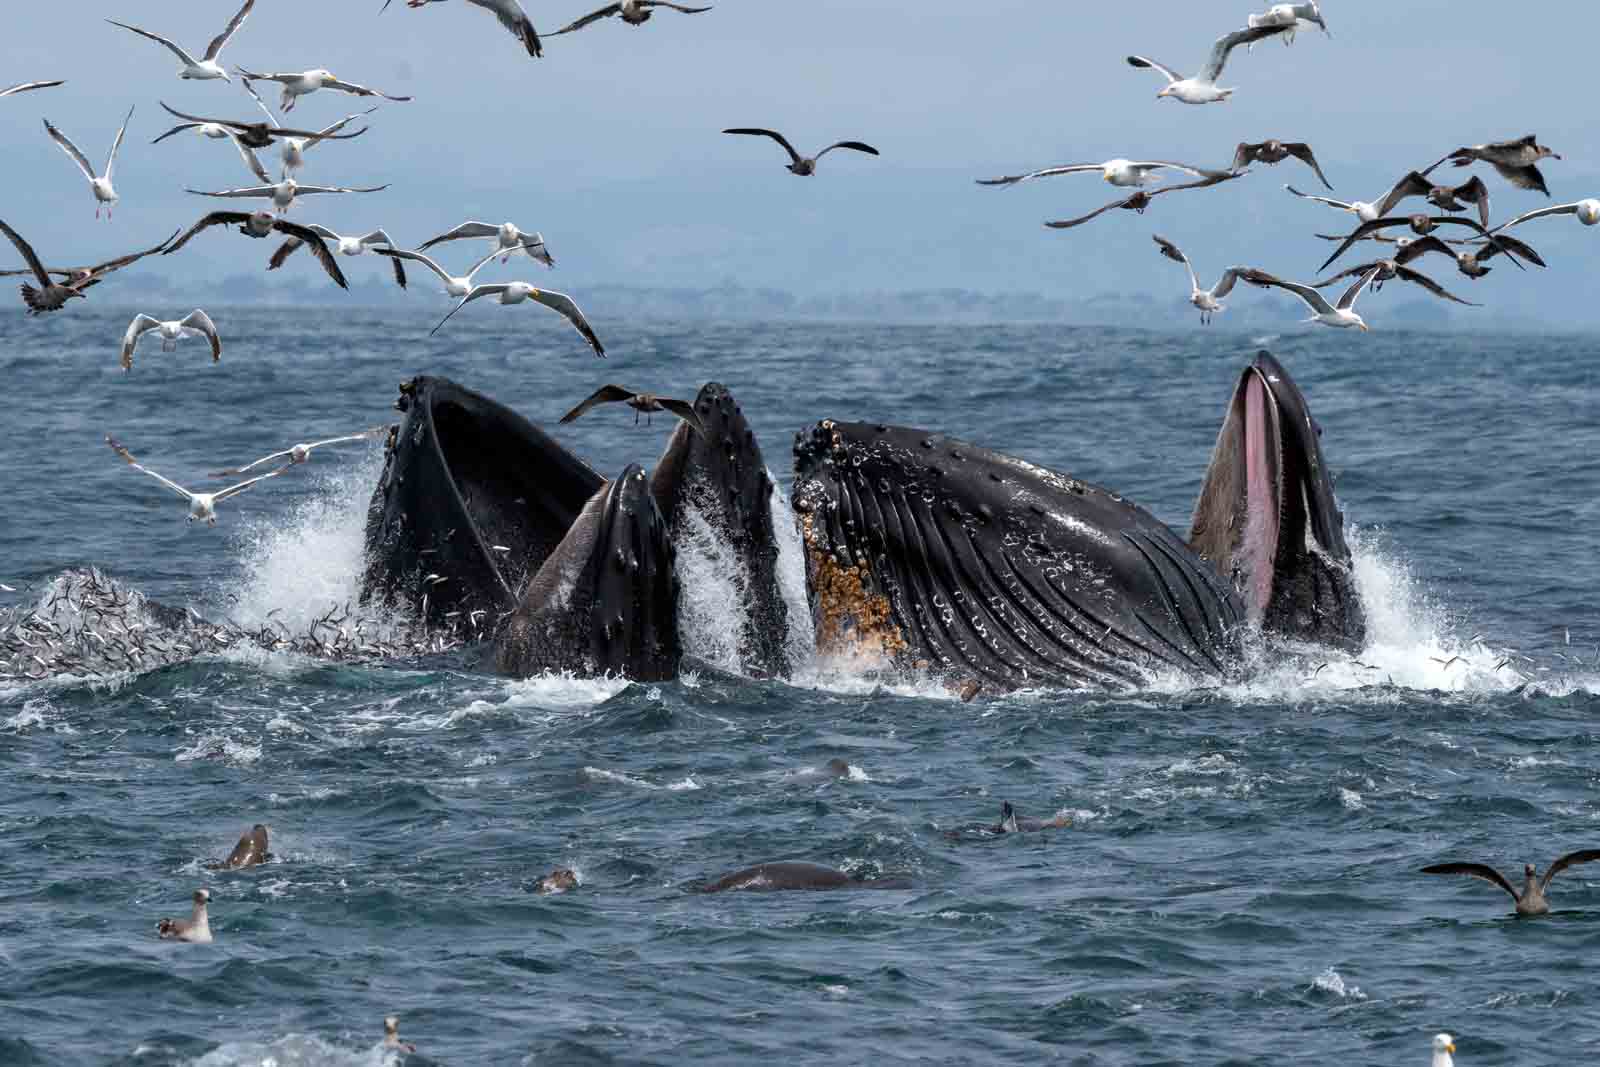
[797,511,907,660]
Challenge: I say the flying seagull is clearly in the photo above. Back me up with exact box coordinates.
[1367,170,1493,228]
[1246,2,1329,42]
[430,282,605,356]
[1151,235,1250,324]
[1422,849,1600,915]
[1044,171,1242,230]
[1240,265,1382,331]
[268,226,405,287]
[233,68,410,112]
[105,0,254,82]
[417,221,554,266]
[157,889,213,943]
[151,119,237,145]
[1125,25,1289,105]
[186,177,390,216]
[107,435,289,526]
[722,128,879,176]
[1,80,65,98]
[552,1,713,35]
[240,77,375,175]
[1231,141,1332,190]
[211,426,386,477]
[1489,198,1600,234]
[0,225,174,311]
[977,158,1224,189]
[559,385,705,433]
[371,246,500,297]
[382,0,543,58]
[1311,259,1479,307]
[1284,174,1451,224]
[119,310,222,370]
[157,101,370,150]
[43,106,134,219]
[1320,213,1496,272]
[164,211,350,289]
[1429,135,1561,196]
[1316,232,1536,280]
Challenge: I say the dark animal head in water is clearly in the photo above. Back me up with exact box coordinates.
[1189,351,1365,650]
[495,465,680,681]
[791,420,1246,692]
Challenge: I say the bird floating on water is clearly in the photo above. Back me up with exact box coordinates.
[211,427,386,478]
[43,106,134,219]
[418,221,554,267]
[105,0,254,82]
[164,211,350,289]
[119,310,222,370]
[559,384,705,434]
[1125,25,1288,105]
[430,282,605,356]
[552,0,713,35]
[1231,141,1332,190]
[1421,849,1600,915]
[107,436,290,526]
[723,128,880,176]
[157,888,213,943]
[978,158,1224,189]
[233,67,410,112]
[383,1016,416,1054]
[1152,235,1250,324]
[381,0,543,58]
[1431,1033,1456,1067]
[1241,265,1381,331]
[0,80,64,98]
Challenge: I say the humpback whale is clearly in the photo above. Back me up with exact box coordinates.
[698,861,910,893]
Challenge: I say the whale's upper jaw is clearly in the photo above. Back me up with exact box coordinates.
[1190,351,1365,650]
[791,420,1246,693]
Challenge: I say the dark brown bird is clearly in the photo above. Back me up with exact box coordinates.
[0,220,173,314]
[1319,213,1495,272]
[559,385,705,434]
[1045,171,1243,230]
[1310,258,1479,306]
[156,100,370,149]
[1377,170,1493,228]
[1422,850,1600,916]
[1231,140,1332,190]
[723,128,879,176]
[551,0,712,34]
[164,211,349,289]
[1429,134,1561,196]
[1311,230,1543,276]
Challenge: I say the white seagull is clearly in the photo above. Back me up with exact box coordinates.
[119,310,222,370]
[552,0,713,35]
[211,426,387,477]
[233,68,411,112]
[382,0,543,58]
[186,177,390,216]
[43,106,134,219]
[150,120,234,145]
[1242,265,1381,331]
[1247,2,1329,43]
[106,0,255,82]
[1285,178,1427,224]
[1490,198,1600,233]
[1431,1033,1456,1067]
[268,225,406,287]
[977,158,1223,189]
[1152,236,1249,324]
[240,77,375,176]
[418,221,554,267]
[371,246,501,298]
[430,282,605,356]
[1,80,65,98]
[107,436,288,526]
[1126,25,1288,104]
[157,889,214,943]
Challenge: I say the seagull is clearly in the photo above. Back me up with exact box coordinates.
[232,68,411,112]
[1231,141,1332,190]
[1246,2,1329,42]
[1285,176,1442,224]
[1311,259,1479,307]
[722,129,880,176]
[240,77,376,176]
[1320,214,1496,272]
[210,426,386,477]
[105,0,254,82]
[1431,1034,1456,1067]
[157,101,371,150]
[119,310,222,370]
[1044,172,1242,230]
[186,177,390,216]
[107,435,290,526]
[1151,236,1250,324]
[164,211,350,289]
[1240,265,1382,331]
[0,224,174,312]
[552,0,713,34]
[417,221,554,267]
[1320,233,1525,281]
[268,226,405,287]
[1421,849,1600,915]
[43,106,134,219]
[534,868,579,893]
[1373,170,1493,228]
[1430,135,1561,196]
[429,282,605,356]
[370,246,500,297]
[150,119,237,145]
[157,889,213,943]
[1125,25,1289,105]
[383,1017,416,1054]
[977,158,1224,189]
[382,0,543,58]
[559,384,705,433]
[1489,198,1600,234]
[0,80,65,98]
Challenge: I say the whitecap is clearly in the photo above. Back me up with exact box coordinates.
[1311,966,1366,1000]
[174,733,262,766]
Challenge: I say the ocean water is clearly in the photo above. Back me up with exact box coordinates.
[3,310,1599,1065]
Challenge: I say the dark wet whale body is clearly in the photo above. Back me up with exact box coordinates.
[699,861,910,893]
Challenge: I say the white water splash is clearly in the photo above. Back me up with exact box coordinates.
[1311,966,1366,1001]
[769,476,819,674]
[673,503,751,674]
[187,1032,401,1067]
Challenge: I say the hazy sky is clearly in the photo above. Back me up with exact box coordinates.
[1,1,1595,320]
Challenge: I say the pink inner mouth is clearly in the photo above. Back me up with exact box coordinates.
[1242,373,1279,620]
